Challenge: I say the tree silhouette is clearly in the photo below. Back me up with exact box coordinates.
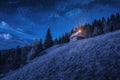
[44,28,53,49]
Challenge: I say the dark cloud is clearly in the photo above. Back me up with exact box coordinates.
[0,0,120,16]
[0,0,120,13]
[57,0,120,15]
[90,0,120,6]
[0,0,67,12]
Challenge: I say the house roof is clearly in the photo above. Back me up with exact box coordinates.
[70,32,85,39]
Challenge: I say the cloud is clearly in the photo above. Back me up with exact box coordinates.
[0,0,67,12]
[0,0,120,14]
[56,0,120,15]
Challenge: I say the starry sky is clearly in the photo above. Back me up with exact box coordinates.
[0,0,120,40]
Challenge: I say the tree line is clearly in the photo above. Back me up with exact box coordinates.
[0,13,120,77]
[54,13,120,44]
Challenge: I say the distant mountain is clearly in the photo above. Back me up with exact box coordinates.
[0,21,34,50]
[1,30,120,80]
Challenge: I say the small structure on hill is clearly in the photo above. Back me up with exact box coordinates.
[70,29,86,42]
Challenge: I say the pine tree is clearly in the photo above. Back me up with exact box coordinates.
[102,17,107,33]
[64,33,70,43]
[109,14,116,31]
[44,28,53,49]
[21,45,31,65]
[70,28,74,35]
[13,45,22,69]
[36,39,43,56]
[0,51,2,66]
[115,13,120,30]
[54,38,59,45]
[93,20,104,36]
[84,24,92,37]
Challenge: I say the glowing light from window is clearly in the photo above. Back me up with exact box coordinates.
[78,29,82,33]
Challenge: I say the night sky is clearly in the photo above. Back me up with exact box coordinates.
[0,0,120,40]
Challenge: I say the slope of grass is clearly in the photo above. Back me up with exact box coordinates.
[2,30,120,80]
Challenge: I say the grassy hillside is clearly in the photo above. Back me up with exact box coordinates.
[1,30,120,80]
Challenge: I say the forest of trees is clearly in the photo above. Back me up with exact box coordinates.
[0,13,120,77]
